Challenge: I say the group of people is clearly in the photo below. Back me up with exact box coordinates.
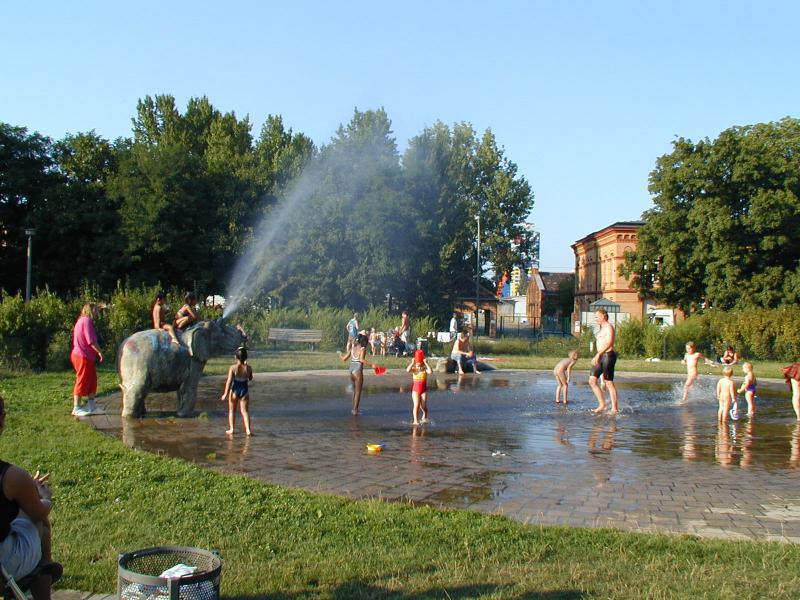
[553,308,800,422]
[346,312,414,357]
[70,293,201,417]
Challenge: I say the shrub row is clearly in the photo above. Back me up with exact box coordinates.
[614,307,800,361]
[0,287,440,369]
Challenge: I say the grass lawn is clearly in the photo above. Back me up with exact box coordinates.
[1,357,798,598]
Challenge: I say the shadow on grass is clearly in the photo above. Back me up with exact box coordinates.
[228,581,586,599]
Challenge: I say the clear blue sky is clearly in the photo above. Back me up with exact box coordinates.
[2,1,799,272]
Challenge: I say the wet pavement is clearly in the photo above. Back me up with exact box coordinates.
[85,369,800,542]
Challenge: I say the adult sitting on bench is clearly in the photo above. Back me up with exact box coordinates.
[0,396,62,600]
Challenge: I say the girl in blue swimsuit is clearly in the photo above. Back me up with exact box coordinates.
[221,347,253,435]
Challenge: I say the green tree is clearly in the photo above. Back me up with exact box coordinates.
[35,131,125,292]
[256,108,415,311]
[0,123,56,294]
[621,117,800,312]
[402,122,536,319]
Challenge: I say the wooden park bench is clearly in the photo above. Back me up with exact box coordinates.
[267,328,323,350]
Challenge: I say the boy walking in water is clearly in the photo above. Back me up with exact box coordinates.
[553,350,579,404]
[589,308,619,414]
[716,366,736,422]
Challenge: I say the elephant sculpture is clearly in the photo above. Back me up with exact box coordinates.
[118,319,247,417]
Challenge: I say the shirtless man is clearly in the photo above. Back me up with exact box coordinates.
[589,308,619,414]
[399,311,411,346]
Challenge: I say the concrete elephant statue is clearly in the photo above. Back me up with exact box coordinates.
[118,319,247,417]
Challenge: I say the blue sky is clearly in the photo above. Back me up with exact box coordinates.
[2,1,798,272]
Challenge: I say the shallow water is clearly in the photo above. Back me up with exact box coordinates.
[91,369,800,540]
[98,370,800,472]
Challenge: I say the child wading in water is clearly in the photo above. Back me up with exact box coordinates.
[221,347,253,435]
[737,362,757,417]
[406,349,433,425]
[681,341,716,403]
[716,366,736,422]
[338,333,376,415]
[553,350,579,404]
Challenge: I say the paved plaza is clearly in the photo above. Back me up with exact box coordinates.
[88,369,800,544]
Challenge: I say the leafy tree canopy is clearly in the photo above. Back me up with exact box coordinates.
[621,117,800,312]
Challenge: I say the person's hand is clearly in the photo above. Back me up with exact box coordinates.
[34,471,52,501]
[592,354,600,366]
[97,351,104,363]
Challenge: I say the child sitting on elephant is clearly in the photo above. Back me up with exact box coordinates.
[174,293,199,330]
[152,292,179,344]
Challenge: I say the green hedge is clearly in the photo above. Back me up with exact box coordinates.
[4,287,799,369]
[611,308,800,361]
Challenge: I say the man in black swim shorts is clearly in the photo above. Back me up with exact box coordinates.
[589,308,619,414]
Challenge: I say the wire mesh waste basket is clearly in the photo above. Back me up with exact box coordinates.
[118,546,222,600]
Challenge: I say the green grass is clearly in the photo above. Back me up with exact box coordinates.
[1,363,799,598]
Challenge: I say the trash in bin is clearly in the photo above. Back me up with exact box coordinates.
[118,546,222,600]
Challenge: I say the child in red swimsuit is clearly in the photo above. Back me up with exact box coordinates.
[406,349,433,425]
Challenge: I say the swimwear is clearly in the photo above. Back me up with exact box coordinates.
[745,382,756,394]
[350,349,364,375]
[412,366,428,394]
[231,377,249,398]
[590,350,617,381]
[783,363,800,383]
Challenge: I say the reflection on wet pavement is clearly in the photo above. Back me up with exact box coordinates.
[88,370,800,542]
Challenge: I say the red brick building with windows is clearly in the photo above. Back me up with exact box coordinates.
[570,221,645,329]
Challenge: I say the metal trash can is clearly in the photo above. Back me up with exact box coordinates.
[416,337,429,355]
[118,546,222,600]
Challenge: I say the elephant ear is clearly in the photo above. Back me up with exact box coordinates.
[186,322,211,362]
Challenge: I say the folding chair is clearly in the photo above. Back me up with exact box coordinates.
[1,562,28,600]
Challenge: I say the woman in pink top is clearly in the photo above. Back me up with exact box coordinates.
[70,303,103,416]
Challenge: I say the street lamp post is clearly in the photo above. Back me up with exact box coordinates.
[24,228,36,302]
[475,214,480,337]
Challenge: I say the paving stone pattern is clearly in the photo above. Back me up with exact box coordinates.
[88,370,800,544]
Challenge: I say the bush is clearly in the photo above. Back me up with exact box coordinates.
[0,289,72,369]
[643,322,666,358]
[615,319,645,358]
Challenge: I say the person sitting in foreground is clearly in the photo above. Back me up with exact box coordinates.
[0,396,62,599]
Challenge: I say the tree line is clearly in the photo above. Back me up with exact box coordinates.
[0,95,536,320]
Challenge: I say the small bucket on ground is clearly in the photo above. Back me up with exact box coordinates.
[118,546,222,600]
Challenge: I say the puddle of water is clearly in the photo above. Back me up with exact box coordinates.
[93,370,800,525]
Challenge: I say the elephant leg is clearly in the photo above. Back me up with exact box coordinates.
[122,384,148,418]
[177,362,202,417]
